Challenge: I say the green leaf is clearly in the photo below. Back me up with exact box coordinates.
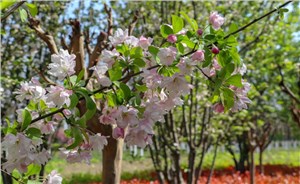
[70,75,77,86]
[177,42,185,54]
[135,84,147,92]
[160,24,174,38]
[24,164,41,177]
[76,69,85,83]
[172,15,184,33]
[19,8,28,22]
[133,58,146,67]
[39,100,47,111]
[67,127,83,149]
[69,93,79,109]
[75,88,96,126]
[130,47,143,59]
[21,109,32,131]
[220,88,235,111]
[148,46,159,56]
[119,83,131,101]
[26,3,38,16]
[180,11,198,31]
[108,67,122,81]
[26,127,41,138]
[226,74,243,87]
[229,48,241,65]
[0,1,16,10]
[229,23,238,34]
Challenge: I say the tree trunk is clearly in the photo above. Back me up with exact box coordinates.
[101,125,124,184]
[187,148,196,184]
[259,149,263,174]
[194,144,206,184]
[250,150,255,184]
[171,151,184,184]
[206,140,219,184]
[1,171,12,184]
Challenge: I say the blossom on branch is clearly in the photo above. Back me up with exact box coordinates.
[209,12,225,30]
[48,49,76,80]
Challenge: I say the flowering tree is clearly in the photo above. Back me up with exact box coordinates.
[0,1,292,184]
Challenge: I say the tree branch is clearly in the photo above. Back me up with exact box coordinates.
[28,17,58,54]
[69,19,85,75]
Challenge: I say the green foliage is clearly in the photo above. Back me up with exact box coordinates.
[160,24,173,38]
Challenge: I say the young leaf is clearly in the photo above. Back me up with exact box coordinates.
[24,164,41,177]
[67,127,83,149]
[119,83,131,101]
[226,74,243,87]
[69,93,79,109]
[133,58,146,67]
[172,15,184,33]
[108,67,122,81]
[19,8,28,22]
[160,24,174,38]
[180,11,198,31]
[220,88,235,111]
[26,3,38,16]
[26,127,41,138]
[21,109,32,131]
[0,0,16,10]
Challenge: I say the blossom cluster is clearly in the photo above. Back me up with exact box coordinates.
[1,11,251,183]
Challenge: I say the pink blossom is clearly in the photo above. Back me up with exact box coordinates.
[109,28,128,46]
[40,121,55,134]
[231,81,252,112]
[213,103,224,113]
[90,63,112,87]
[46,86,72,108]
[14,78,46,102]
[125,127,153,148]
[157,47,177,66]
[177,57,193,74]
[138,36,153,49]
[45,170,62,184]
[59,148,91,164]
[2,133,50,173]
[101,49,119,68]
[125,36,139,47]
[212,58,221,70]
[48,49,76,80]
[167,34,177,43]
[116,106,139,128]
[112,127,125,139]
[89,133,108,151]
[209,12,225,30]
[161,73,193,97]
[141,69,164,89]
[191,50,205,62]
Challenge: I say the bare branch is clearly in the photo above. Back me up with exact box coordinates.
[104,4,113,36]
[69,19,85,75]
[28,17,58,54]
[60,36,69,50]
[128,10,140,36]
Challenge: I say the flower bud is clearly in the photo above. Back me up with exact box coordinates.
[191,50,205,62]
[211,46,220,54]
[197,29,203,36]
[167,34,177,43]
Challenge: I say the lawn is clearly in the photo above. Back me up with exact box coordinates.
[42,148,299,184]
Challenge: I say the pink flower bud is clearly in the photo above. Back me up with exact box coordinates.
[213,103,224,113]
[191,50,205,62]
[167,34,177,43]
[211,46,220,54]
[197,29,203,36]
